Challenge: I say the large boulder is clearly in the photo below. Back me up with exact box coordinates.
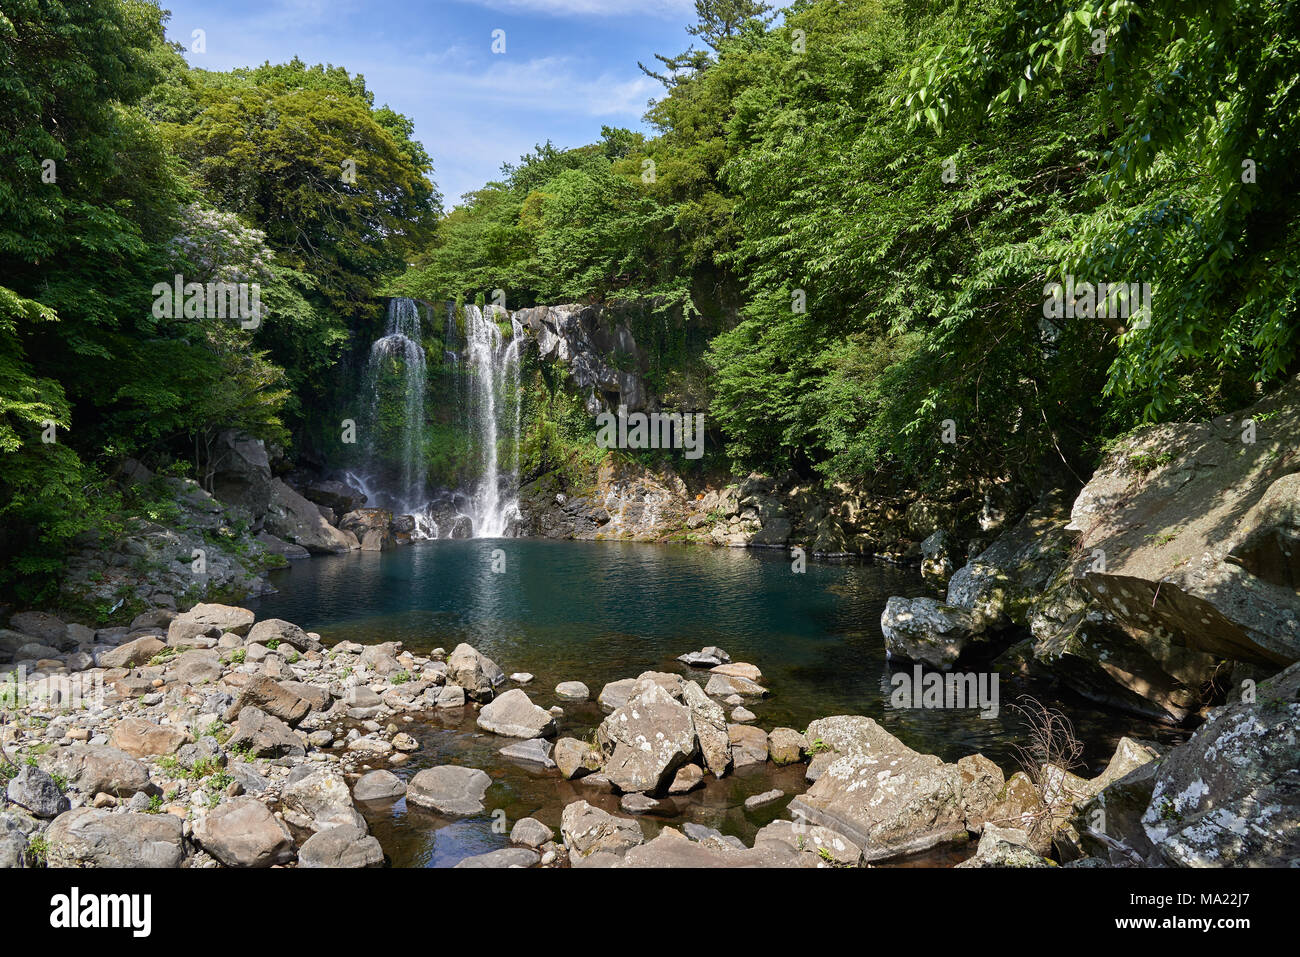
[1140,662,1300,866]
[476,688,556,738]
[97,635,166,669]
[1003,565,1219,723]
[446,643,505,701]
[193,797,294,867]
[339,509,395,552]
[881,596,985,669]
[301,479,366,515]
[245,618,318,652]
[173,602,255,637]
[44,744,153,798]
[297,823,384,868]
[262,478,359,554]
[109,717,192,758]
[47,808,185,868]
[560,799,644,862]
[789,716,999,861]
[596,681,699,794]
[681,679,731,777]
[225,706,305,758]
[6,765,69,819]
[1067,378,1300,666]
[221,674,311,726]
[280,767,362,833]
[208,430,274,516]
[406,766,492,816]
[619,828,806,868]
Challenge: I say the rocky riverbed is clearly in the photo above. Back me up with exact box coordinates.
[3,597,1295,868]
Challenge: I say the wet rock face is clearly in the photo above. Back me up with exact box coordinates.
[1140,662,1300,866]
[515,303,652,415]
[1067,376,1300,667]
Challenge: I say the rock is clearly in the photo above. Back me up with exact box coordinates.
[392,732,419,752]
[768,727,808,766]
[728,724,768,767]
[1006,560,1220,723]
[946,490,1074,629]
[434,684,465,708]
[168,649,224,686]
[279,680,331,712]
[446,642,505,701]
[619,829,804,868]
[510,817,555,848]
[281,767,361,832]
[8,611,68,646]
[97,635,166,669]
[731,706,756,722]
[790,716,994,861]
[221,674,311,726]
[668,764,705,794]
[208,430,274,515]
[45,744,152,797]
[920,529,958,584]
[406,766,492,816]
[560,799,643,862]
[499,738,556,768]
[597,677,637,712]
[704,673,768,697]
[339,509,395,552]
[681,679,731,778]
[477,688,556,739]
[1068,382,1300,666]
[710,662,762,681]
[166,616,222,648]
[353,770,407,802]
[454,847,540,868]
[297,822,384,868]
[555,680,590,700]
[958,753,1006,832]
[109,717,192,758]
[554,738,603,780]
[47,808,185,868]
[620,793,661,814]
[6,765,69,818]
[245,618,317,652]
[677,646,731,667]
[226,706,305,758]
[510,672,534,683]
[175,603,255,637]
[255,531,310,560]
[955,823,1052,868]
[1140,661,1300,866]
[744,788,784,810]
[263,478,359,554]
[685,822,746,850]
[193,797,294,867]
[301,479,366,515]
[597,681,698,794]
[880,596,985,669]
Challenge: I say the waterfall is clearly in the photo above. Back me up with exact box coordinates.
[462,304,524,537]
[358,298,431,533]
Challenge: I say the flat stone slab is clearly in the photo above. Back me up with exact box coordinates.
[499,738,556,768]
[407,766,492,816]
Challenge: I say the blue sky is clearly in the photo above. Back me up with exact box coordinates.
[160,0,701,206]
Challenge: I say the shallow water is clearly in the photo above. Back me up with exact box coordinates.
[251,538,1183,866]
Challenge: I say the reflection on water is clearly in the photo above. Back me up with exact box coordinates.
[251,539,1185,867]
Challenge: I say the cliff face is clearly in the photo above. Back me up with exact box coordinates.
[515,304,653,414]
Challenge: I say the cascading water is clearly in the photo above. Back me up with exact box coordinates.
[462,304,524,537]
[357,298,433,534]
[348,298,525,540]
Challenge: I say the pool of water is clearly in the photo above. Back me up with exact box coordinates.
[250,538,1182,866]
